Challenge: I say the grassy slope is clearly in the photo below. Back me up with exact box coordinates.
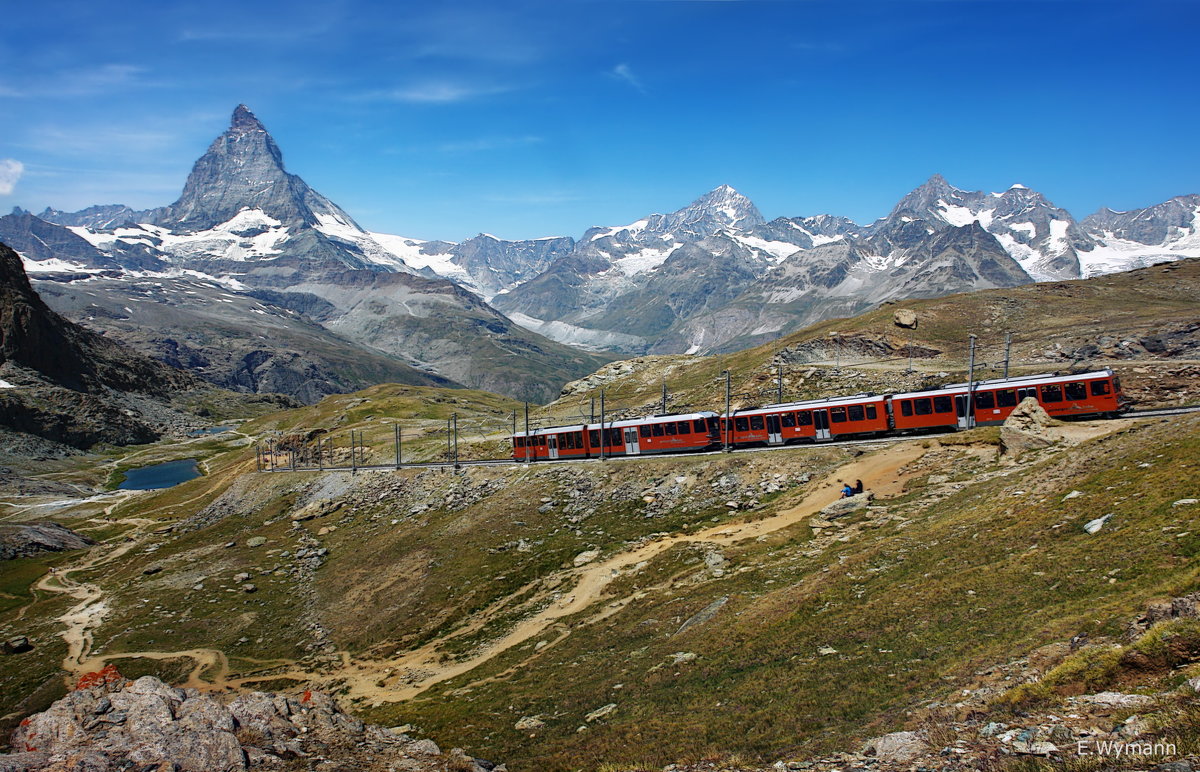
[382,416,1200,770]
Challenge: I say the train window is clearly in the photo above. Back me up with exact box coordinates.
[830,406,847,423]
[609,429,622,446]
[866,404,878,420]
[914,398,933,415]
[996,389,1018,407]
[540,436,548,446]
[562,433,572,449]
[750,416,765,430]
[677,421,691,434]
[515,437,525,448]
[797,411,812,426]
[933,395,953,413]
[708,417,720,432]
[1041,384,1063,403]
[735,417,749,431]
[639,425,651,438]
[848,404,865,421]
[665,422,677,435]
[1065,382,1087,400]
[589,430,600,446]
[781,412,795,427]
[1090,380,1111,396]
[652,423,665,437]
[575,432,584,447]
[900,400,913,417]
[975,391,995,409]
[694,419,707,433]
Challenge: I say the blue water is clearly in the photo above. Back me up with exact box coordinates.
[118,459,202,490]
[188,425,234,437]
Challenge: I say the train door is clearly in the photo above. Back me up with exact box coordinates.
[1017,386,1037,404]
[813,409,831,441]
[954,395,973,430]
[547,435,559,459]
[766,414,783,445]
[623,427,641,455]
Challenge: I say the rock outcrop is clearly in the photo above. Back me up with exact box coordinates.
[999,396,1062,457]
[0,522,94,560]
[4,668,503,771]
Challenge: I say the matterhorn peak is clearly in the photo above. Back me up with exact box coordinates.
[230,104,266,134]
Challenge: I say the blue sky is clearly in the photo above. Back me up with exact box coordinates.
[1,0,1196,241]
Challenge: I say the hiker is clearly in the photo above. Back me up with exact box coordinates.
[853,479,864,495]
[840,481,854,498]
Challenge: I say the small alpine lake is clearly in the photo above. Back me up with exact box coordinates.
[117,459,202,490]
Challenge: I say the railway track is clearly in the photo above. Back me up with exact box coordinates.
[261,403,1200,474]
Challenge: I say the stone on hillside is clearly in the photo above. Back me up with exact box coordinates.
[1083,514,1112,534]
[669,651,698,665]
[862,730,926,763]
[1188,676,1200,694]
[1173,498,1199,507]
[1063,490,1083,501]
[514,716,546,731]
[893,309,918,329]
[817,646,838,656]
[675,596,728,636]
[584,703,617,722]
[3,636,32,654]
[1078,691,1156,709]
[573,549,600,567]
[1000,397,1061,457]
[246,536,267,548]
[820,492,872,519]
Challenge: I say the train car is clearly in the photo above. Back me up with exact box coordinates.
[512,411,720,460]
[512,423,590,461]
[889,368,1128,433]
[961,369,1127,424]
[723,394,890,446]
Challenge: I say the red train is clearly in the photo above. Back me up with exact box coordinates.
[511,369,1128,459]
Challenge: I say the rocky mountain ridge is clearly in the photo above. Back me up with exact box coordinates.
[9,104,1197,369]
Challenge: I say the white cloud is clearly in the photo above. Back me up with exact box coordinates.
[610,63,645,93]
[366,82,513,104]
[437,136,543,153]
[0,159,24,195]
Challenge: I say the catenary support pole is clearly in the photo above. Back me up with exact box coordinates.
[1003,331,1012,379]
[967,334,978,430]
[661,381,667,414]
[452,412,459,470]
[777,363,783,404]
[394,424,400,469]
[599,389,606,461]
[524,402,531,463]
[723,370,732,452]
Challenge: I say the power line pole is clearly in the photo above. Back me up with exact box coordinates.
[1003,331,1012,379]
[452,412,459,470]
[599,388,606,461]
[350,431,357,473]
[661,381,667,414]
[590,396,595,423]
[723,370,732,452]
[524,402,530,463]
[394,424,401,469]
[967,334,978,430]
[776,363,783,404]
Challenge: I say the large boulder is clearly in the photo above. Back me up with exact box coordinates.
[863,730,927,763]
[819,491,872,519]
[999,397,1061,457]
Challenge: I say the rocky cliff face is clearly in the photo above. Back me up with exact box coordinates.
[0,241,204,448]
